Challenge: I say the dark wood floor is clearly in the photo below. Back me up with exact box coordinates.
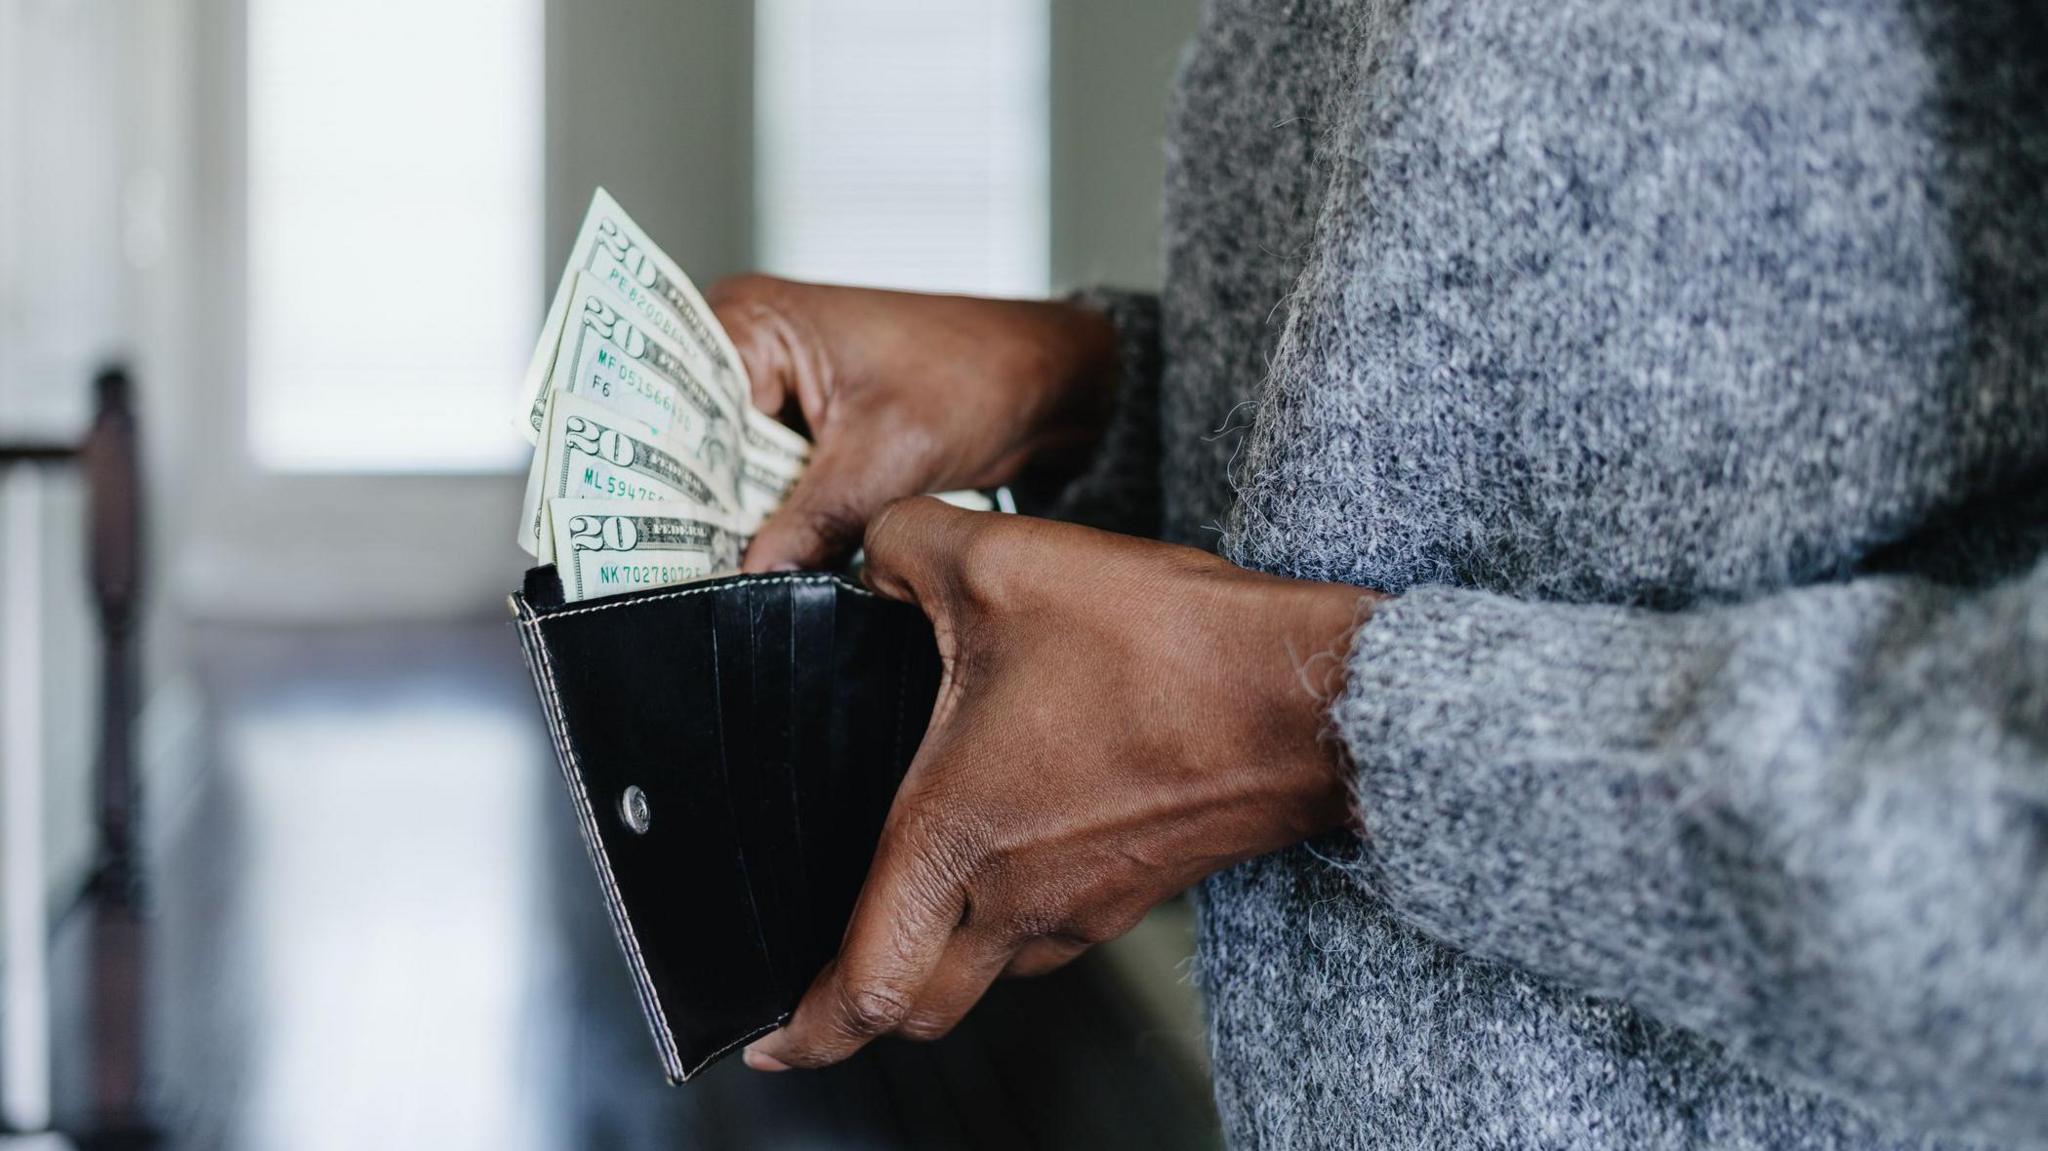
[49,622,1219,1150]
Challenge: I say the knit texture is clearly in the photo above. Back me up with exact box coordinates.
[1077,0,2048,1146]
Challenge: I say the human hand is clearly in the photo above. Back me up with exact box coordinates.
[705,276,1120,572]
[743,498,1375,1070]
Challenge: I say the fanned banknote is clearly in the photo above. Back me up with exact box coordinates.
[737,409,811,531]
[515,270,749,547]
[548,499,747,603]
[542,271,745,445]
[515,189,812,600]
[519,391,740,561]
[517,187,752,443]
[518,189,1008,604]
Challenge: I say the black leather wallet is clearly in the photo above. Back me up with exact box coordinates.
[512,566,942,1081]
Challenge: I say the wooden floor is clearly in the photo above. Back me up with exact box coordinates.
[47,622,1219,1150]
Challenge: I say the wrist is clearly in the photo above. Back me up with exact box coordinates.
[926,296,1120,491]
[1016,297,1120,443]
[1001,303,1114,498]
[1249,573,1377,841]
[1179,559,1377,855]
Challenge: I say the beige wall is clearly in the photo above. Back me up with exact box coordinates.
[1051,0,1203,293]
[545,0,756,291]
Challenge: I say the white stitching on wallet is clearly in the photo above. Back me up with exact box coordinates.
[521,617,686,1080]
[534,572,871,622]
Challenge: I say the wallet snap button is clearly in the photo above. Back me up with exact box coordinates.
[619,785,652,834]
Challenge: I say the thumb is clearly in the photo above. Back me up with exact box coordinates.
[858,496,983,608]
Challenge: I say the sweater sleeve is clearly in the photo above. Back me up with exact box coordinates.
[1045,290,1164,539]
[1339,557,2048,1145]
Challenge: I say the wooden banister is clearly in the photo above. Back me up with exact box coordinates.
[0,364,155,1145]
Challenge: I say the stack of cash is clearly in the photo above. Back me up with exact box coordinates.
[514,188,813,603]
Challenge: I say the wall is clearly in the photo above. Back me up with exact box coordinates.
[546,0,755,288]
[1050,0,1203,293]
[546,0,1199,295]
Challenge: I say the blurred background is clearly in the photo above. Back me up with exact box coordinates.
[0,1,1213,1147]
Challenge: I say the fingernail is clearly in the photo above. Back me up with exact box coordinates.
[769,562,801,573]
[744,1047,791,1072]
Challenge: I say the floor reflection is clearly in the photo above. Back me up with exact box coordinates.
[226,688,556,1151]
[129,624,1218,1151]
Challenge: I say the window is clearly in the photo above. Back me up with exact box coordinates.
[245,0,541,472]
[0,0,130,433]
[755,0,1050,297]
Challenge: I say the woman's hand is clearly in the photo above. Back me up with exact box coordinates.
[743,498,1375,1071]
[705,276,1120,572]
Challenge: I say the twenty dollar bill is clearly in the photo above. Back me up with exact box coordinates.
[517,187,750,442]
[519,392,739,560]
[548,499,745,603]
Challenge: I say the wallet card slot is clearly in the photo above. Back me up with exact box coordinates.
[820,585,885,960]
[707,599,782,996]
[789,577,846,977]
[520,585,789,1081]
[747,579,815,1000]
[714,582,807,1006]
[510,570,942,1081]
[811,584,932,963]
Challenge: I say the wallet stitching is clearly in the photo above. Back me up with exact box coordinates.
[531,573,872,622]
[521,616,688,1080]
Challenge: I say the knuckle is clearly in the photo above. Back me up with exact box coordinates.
[836,979,914,1038]
[863,496,926,561]
[766,489,867,561]
[899,801,994,892]
[951,524,1006,592]
[791,500,865,556]
[866,497,1015,608]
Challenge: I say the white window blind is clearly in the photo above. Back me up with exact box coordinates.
[246,0,541,472]
[0,0,130,433]
[755,0,1050,297]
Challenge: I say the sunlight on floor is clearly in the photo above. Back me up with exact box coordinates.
[223,688,560,1151]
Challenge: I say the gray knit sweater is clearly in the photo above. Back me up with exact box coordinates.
[1060,0,2048,1147]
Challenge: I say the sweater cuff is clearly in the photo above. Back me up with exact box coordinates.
[1333,586,1712,983]
[1046,289,1164,538]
